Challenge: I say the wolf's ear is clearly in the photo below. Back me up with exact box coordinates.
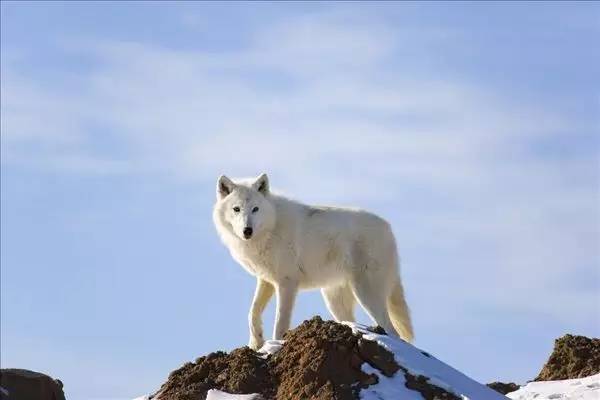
[217,175,235,199]
[253,173,269,195]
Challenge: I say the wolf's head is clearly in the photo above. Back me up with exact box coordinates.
[213,173,276,242]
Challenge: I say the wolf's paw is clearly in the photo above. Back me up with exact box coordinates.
[248,335,265,351]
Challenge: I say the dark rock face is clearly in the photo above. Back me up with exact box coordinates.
[0,369,65,400]
[154,316,461,400]
[156,347,273,400]
[535,334,600,381]
[404,374,461,400]
[270,317,395,400]
[486,382,519,395]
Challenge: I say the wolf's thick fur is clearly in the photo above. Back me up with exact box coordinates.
[213,174,414,349]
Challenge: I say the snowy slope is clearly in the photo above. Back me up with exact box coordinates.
[206,390,262,400]
[345,322,507,400]
[507,373,600,400]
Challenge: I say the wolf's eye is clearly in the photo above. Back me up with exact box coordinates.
[252,206,259,213]
[233,206,240,213]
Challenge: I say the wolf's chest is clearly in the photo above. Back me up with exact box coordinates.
[240,249,275,271]
[232,240,297,278]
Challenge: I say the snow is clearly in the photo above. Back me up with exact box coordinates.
[131,390,262,400]
[507,373,600,400]
[206,389,262,400]
[360,362,425,399]
[257,339,285,358]
[344,322,507,400]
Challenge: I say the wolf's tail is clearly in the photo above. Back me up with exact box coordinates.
[388,277,414,342]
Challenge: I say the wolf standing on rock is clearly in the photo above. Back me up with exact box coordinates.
[213,173,414,350]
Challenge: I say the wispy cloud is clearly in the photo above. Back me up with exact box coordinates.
[2,6,598,372]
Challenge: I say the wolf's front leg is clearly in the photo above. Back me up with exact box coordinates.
[273,280,298,340]
[248,279,274,350]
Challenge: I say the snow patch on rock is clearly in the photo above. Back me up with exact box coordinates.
[206,389,262,400]
[360,362,423,399]
[507,373,600,400]
[345,322,506,400]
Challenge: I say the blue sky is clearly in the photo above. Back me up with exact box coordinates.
[1,2,599,399]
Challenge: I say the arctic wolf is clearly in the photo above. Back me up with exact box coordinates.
[213,173,414,349]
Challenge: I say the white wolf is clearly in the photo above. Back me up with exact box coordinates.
[212,173,414,350]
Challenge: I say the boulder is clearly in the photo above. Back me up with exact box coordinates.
[0,369,65,400]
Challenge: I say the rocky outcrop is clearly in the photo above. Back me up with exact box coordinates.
[487,382,520,395]
[534,334,600,381]
[152,316,501,400]
[0,369,65,400]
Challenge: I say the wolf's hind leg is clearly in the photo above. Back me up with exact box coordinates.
[350,273,398,337]
[321,284,355,322]
[248,279,274,350]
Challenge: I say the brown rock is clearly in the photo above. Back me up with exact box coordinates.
[153,316,469,400]
[404,373,460,400]
[357,338,399,377]
[155,348,273,400]
[486,382,519,395]
[271,316,375,400]
[535,334,600,381]
[0,369,65,400]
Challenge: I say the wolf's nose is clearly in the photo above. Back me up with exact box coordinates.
[243,227,253,239]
